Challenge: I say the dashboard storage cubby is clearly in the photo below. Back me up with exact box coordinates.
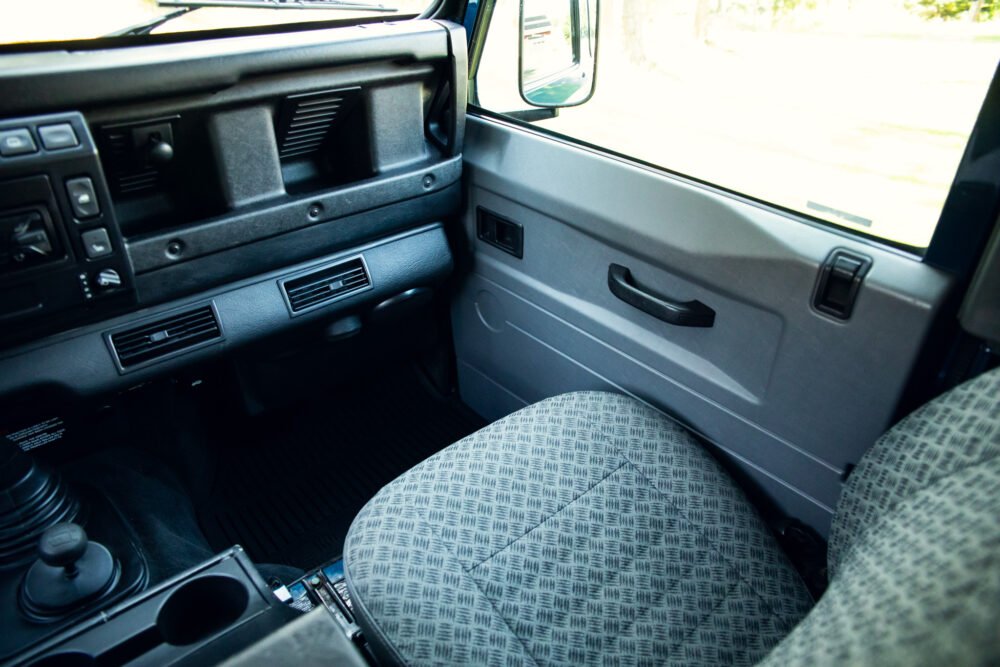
[14,548,294,667]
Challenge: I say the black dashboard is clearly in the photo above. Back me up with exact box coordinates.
[0,19,466,402]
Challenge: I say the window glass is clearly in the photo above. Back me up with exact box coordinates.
[475,0,1000,248]
[1,0,432,46]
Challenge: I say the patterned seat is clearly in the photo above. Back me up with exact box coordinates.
[344,369,1000,666]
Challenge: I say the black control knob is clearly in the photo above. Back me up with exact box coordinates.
[20,521,118,617]
[95,268,122,289]
[39,523,88,576]
[148,138,174,164]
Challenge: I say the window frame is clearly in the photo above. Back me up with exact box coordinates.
[464,0,1000,271]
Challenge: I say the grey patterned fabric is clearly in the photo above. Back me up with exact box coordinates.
[827,365,1000,576]
[344,392,813,666]
[760,366,1000,666]
[759,460,1000,667]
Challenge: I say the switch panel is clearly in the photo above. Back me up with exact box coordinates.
[0,112,135,344]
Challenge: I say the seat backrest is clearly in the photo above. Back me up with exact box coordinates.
[759,366,1000,666]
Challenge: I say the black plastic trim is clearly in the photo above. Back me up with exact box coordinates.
[924,63,1000,278]
[0,21,452,116]
[608,264,715,328]
[0,224,453,400]
[133,182,459,306]
[126,156,462,274]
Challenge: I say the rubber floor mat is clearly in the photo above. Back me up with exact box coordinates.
[197,370,484,571]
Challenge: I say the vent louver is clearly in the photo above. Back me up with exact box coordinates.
[101,128,162,195]
[109,304,222,369]
[282,257,370,313]
[98,118,178,197]
[275,87,362,161]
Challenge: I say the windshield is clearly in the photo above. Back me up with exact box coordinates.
[1,0,433,46]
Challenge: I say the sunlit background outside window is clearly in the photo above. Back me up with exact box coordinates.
[478,0,1000,248]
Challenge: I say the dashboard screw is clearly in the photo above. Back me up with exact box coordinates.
[166,240,184,258]
[422,174,435,189]
[308,203,324,219]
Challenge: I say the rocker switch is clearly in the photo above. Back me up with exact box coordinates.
[66,177,101,219]
[813,249,872,320]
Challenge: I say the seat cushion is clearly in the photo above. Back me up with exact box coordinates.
[344,392,813,666]
[760,460,1000,667]
[827,366,1000,577]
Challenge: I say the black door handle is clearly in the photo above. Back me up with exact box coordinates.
[608,264,715,328]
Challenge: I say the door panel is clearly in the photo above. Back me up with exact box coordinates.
[453,115,953,534]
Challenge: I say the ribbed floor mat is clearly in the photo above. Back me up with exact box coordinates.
[197,371,484,571]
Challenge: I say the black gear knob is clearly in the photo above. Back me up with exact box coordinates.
[38,523,88,576]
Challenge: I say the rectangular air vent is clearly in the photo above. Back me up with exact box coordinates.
[109,304,222,370]
[275,87,361,161]
[281,257,371,314]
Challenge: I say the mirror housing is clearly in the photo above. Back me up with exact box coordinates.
[519,0,599,108]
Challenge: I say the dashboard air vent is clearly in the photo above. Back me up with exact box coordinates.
[282,257,370,313]
[109,304,221,370]
[275,87,361,161]
[98,117,178,196]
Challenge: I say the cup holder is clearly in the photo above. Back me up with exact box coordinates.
[156,575,249,646]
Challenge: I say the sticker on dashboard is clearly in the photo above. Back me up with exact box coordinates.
[3,416,66,452]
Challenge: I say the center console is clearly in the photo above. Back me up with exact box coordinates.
[12,548,295,667]
[0,441,359,667]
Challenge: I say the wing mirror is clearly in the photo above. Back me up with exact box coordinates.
[519,0,599,108]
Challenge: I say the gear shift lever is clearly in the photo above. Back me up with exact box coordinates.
[19,523,118,618]
[38,524,89,578]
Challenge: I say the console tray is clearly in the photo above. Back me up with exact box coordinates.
[13,547,294,667]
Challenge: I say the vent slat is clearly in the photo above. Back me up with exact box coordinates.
[290,108,341,121]
[281,134,329,148]
[113,321,218,354]
[286,277,366,300]
[298,97,344,107]
[111,310,213,340]
[279,147,323,159]
[289,268,365,294]
[112,318,217,351]
[275,87,360,164]
[110,305,222,369]
[285,126,333,138]
[282,259,369,313]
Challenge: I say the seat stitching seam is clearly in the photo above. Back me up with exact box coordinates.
[667,578,742,660]
[617,452,807,627]
[469,458,630,571]
[425,519,544,667]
